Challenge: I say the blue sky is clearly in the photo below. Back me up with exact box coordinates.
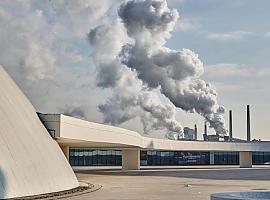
[0,0,269,140]
[165,0,270,139]
[169,0,270,65]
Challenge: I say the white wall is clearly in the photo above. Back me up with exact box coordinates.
[0,66,79,199]
[51,115,270,152]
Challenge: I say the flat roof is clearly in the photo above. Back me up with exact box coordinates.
[39,114,270,152]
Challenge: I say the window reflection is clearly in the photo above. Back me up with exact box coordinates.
[69,149,270,166]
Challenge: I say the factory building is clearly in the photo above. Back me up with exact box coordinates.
[183,126,197,140]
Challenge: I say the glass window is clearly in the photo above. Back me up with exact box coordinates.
[68,149,263,167]
[92,150,98,165]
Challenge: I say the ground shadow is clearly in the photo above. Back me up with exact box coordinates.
[76,166,270,181]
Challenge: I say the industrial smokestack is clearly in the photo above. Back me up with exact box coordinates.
[203,121,208,141]
[247,105,251,141]
[194,124,198,140]
[229,110,233,140]
[204,121,208,135]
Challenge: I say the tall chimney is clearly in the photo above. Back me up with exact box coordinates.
[194,124,198,140]
[203,121,208,141]
[247,105,251,141]
[204,121,207,135]
[229,110,233,140]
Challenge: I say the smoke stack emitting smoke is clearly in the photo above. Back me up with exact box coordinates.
[89,0,228,138]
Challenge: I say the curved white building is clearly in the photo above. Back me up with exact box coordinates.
[0,66,79,199]
[1,64,270,199]
[40,113,270,170]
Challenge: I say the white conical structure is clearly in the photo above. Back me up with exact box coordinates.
[0,65,79,199]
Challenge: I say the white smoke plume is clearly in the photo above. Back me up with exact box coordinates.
[90,0,227,136]
[118,0,227,135]
[89,21,183,136]
[0,0,227,137]
[0,0,115,119]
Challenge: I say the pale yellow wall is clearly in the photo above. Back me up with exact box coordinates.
[122,150,140,170]
[239,152,252,168]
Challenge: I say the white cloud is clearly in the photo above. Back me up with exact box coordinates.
[0,0,117,122]
[212,82,244,93]
[0,0,116,82]
[175,18,198,32]
[167,0,186,6]
[205,63,270,78]
[264,32,270,39]
[204,64,270,97]
[208,31,253,41]
[0,1,56,81]
[47,0,114,38]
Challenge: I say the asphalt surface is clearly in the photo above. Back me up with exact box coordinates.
[67,166,270,200]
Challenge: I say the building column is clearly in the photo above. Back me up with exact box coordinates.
[210,152,215,165]
[60,145,70,161]
[122,149,140,170]
[239,151,252,168]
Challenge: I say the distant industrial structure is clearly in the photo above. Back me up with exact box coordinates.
[201,105,251,142]
[182,104,251,142]
[247,105,251,141]
[183,126,197,140]
[229,110,233,140]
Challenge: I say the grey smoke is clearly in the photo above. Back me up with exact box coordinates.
[89,0,227,136]
[62,105,87,120]
[89,21,183,136]
[118,0,178,47]
[118,0,227,135]
[0,0,117,123]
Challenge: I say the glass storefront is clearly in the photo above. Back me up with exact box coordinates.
[212,152,270,165]
[213,152,239,165]
[140,151,209,166]
[253,152,270,164]
[69,148,270,166]
[69,149,122,166]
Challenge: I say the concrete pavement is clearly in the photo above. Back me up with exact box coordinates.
[66,166,270,200]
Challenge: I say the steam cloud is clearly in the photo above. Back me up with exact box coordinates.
[0,0,115,118]
[89,21,183,136]
[89,0,227,137]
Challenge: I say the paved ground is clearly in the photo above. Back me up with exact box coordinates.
[67,166,270,200]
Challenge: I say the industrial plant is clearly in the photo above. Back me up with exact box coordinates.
[1,0,269,199]
[175,104,253,143]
